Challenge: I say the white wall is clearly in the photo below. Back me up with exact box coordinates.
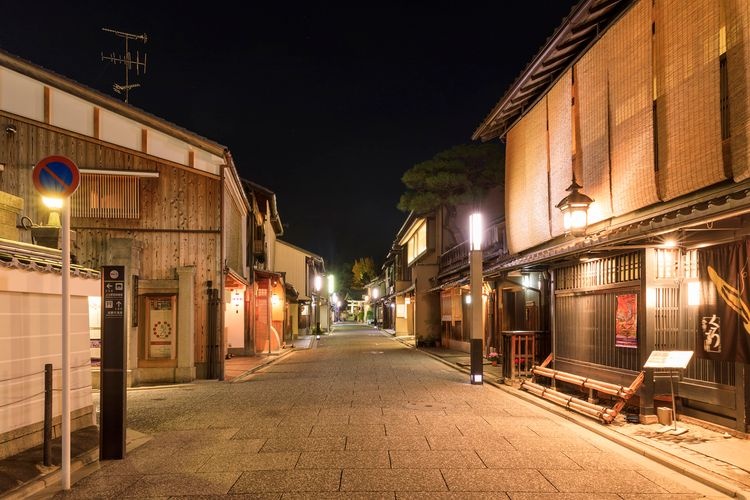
[0,65,224,176]
[274,240,314,300]
[0,265,99,435]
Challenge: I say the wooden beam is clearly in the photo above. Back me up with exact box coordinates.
[44,86,51,124]
[93,107,100,139]
[141,128,148,153]
[189,150,195,168]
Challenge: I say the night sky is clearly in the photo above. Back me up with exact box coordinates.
[2,1,577,269]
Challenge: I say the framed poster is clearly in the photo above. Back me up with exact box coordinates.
[146,295,177,359]
[615,293,638,348]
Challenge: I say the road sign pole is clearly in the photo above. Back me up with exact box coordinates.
[32,155,80,491]
[61,200,71,489]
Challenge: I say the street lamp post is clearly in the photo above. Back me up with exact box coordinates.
[314,274,322,334]
[372,287,379,327]
[327,275,334,331]
[469,213,483,385]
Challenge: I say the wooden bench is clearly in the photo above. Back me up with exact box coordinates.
[520,353,645,424]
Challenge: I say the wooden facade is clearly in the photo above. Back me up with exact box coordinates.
[0,48,248,384]
[474,0,750,431]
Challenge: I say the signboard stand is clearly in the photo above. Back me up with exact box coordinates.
[100,266,127,459]
[644,350,694,436]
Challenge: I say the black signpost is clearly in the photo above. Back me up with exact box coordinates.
[100,265,127,459]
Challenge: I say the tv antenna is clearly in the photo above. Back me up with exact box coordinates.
[101,28,148,103]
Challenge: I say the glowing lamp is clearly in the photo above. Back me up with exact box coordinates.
[556,176,593,237]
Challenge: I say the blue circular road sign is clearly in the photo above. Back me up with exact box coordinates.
[32,155,80,198]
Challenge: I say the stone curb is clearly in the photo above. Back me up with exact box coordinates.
[409,342,749,500]
[229,346,298,383]
[3,446,99,500]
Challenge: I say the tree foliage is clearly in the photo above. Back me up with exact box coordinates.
[398,142,503,214]
[328,261,353,297]
[397,142,503,245]
[351,257,377,289]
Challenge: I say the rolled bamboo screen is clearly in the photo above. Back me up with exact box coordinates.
[548,70,573,238]
[576,31,613,225]
[505,99,551,254]
[655,0,724,200]
[728,0,750,181]
[606,0,659,214]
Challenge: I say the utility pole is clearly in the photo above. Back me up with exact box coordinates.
[101,28,148,103]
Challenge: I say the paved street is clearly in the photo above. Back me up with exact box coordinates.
[53,323,728,498]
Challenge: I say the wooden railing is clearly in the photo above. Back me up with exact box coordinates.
[438,223,508,275]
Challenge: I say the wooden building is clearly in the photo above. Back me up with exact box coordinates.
[274,239,325,336]
[0,48,249,385]
[474,0,750,431]
[240,180,286,354]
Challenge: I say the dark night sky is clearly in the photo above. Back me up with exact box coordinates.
[1,1,577,268]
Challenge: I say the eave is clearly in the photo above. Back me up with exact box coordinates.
[472,0,634,142]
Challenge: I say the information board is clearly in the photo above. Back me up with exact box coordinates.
[644,350,694,369]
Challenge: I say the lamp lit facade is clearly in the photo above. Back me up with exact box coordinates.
[556,176,593,237]
[469,212,483,385]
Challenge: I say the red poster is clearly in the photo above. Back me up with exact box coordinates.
[615,293,638,348]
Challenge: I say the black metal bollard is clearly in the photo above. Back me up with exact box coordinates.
[43,363,52,466]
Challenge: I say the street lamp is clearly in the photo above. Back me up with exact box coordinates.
[556,175,593,237]
[372,287,379,327]
[469,213,483,385]
[314,274,322,333]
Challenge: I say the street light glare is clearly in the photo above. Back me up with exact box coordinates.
[42,196,64,209]
[469,213,483,251]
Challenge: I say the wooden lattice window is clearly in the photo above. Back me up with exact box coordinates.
[72,174,140,219]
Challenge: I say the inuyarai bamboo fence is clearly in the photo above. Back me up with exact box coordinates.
[520,353,645,424]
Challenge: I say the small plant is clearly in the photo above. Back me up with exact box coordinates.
[488,352,499,365]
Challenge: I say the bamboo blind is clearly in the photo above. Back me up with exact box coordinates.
[505,98,551,254]
[576,31,613,225]
[71,174,139,219]
[727,0,750,181]
[505,119,525,254]
[548,70,573,238]
[607,0,659,214]
[655,0,724,200]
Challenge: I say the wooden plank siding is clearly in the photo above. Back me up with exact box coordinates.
[0,111,222,367]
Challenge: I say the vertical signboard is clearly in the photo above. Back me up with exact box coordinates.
[100,265,126,460]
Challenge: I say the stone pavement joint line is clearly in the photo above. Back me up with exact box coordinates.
[2,324,747,499]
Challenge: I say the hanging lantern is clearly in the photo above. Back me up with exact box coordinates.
[556,176,593,237]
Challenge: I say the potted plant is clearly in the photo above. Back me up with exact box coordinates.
[488,351,499,366]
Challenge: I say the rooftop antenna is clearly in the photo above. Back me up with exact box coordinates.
[101,28,148,103]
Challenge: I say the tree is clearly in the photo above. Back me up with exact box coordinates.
[328,260,354,297]
[351,257,377,289]
[398,142,503,245]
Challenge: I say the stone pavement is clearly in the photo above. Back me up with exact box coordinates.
[2,324,748,498]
